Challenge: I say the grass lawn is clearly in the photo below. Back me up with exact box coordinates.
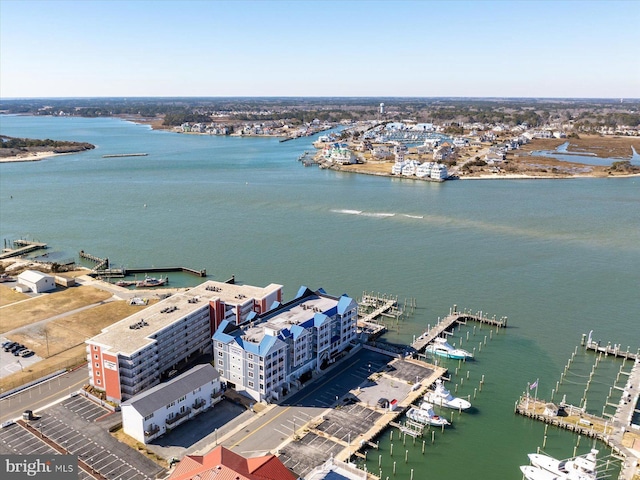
[0,285,28,307]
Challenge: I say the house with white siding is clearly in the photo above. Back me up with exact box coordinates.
[121,364,222,444]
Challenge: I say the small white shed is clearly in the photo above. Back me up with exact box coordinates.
[16,270,56,293]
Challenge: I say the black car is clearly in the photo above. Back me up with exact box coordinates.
[10,344,24,353]
[13,346,27,356]
[3,342,17,352]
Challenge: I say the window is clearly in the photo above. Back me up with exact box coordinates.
[218,351,223,357]
[217,342,223,348]
[96,371,100,376]
[94,354,98,359]
[96,379,101,385]
[248,353,254,360]
[95,363,99,368]
[93,345,98,351]
[178,396,186,403]
[248,381,254,388]
[248,362,253,369]
[219,369,224,375]
[144,413,154,421]
[248,371,254,378]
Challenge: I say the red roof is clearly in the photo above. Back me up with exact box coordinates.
[167,445,297,480]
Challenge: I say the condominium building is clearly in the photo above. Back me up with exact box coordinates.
[86,280,282,403]
[212,286,358,402]
[121,364,222,444]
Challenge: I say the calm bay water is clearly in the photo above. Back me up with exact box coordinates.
[1,115,639,477]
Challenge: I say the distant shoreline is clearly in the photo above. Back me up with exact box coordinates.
[0,151,71,163]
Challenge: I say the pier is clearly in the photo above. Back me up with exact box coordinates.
[357,293,403,339]
[0,239,47,260]
[411,305,507,353]
[79,250,206,278]
[515,338,640,480]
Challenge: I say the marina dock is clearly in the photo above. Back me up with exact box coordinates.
[515,342,640,480]
[411,305,507,353]
[0,239,47,260]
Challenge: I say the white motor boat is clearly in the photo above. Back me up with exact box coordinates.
[424,337,473,360]
[406,401,450,427]
[424,379,471,410]
[520,465,561,480]
[527,449,598,480]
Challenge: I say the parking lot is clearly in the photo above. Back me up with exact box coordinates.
[1,336,42,379]
[0,395,165,480]
[0,422,94,480]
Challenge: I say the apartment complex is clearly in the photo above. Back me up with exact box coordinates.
[212,286,358,402]
[86,280,282,403]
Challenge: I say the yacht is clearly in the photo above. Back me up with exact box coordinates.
[424,337,473,360]
[520,465,561,480]
[406,401,450,427]
[424,379,471,410]
[526,449,598,480]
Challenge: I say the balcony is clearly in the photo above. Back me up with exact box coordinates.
[166,408,191,426]
[192,399,206,410]
[144,425,160,437]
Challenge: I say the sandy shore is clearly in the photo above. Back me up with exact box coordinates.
[0,151,69,163]
[459,172,640,180]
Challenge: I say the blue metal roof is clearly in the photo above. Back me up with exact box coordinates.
[337,295,355,315]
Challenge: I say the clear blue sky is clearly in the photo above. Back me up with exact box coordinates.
[1,0,638,98]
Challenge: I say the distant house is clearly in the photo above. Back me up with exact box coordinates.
[16,270,55,293]
[433,144,453,161]
[167,445,296,480]
[121,364,222,444]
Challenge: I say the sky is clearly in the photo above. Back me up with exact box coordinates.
[1,0,639,99]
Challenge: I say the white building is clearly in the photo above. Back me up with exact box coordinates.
[121,364,222,444]
[213,287,358,402]
[16,270,56,293]
[85,280,282,403]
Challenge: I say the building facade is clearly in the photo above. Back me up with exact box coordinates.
[121,364,222,444]
[85,280,282,403]
[212,287,358,402]
[16,270,56,293]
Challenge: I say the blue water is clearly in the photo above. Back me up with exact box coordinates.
[1,115,639,477]
[532,140,640,166]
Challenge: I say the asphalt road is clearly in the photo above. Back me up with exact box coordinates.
[0,367,88,423]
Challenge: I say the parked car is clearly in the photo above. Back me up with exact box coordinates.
[3,342,17,352]
[10,344,25,353]
[19,349,34,357]
[13,346,27,356]
[1,341,13,348]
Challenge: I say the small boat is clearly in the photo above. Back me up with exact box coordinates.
[424,379,471,410]
[525,449,598,480]
[406,401,450,427]
[135,276,168,288]
[424,337,473,360]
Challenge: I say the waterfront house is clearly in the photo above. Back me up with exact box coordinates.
[121,364,222,444]
[433,143,453,161]
[212,287,358,402]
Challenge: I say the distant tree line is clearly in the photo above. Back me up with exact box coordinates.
[1,136,93,150]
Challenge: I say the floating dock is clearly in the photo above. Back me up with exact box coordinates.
[79,250,206,278]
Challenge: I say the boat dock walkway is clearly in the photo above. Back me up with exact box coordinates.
[515,354,640,480]
[411,305,507,353]
[0,240,47,260]
[584,338,640,362]
[357,293,403,339]
[79,250,206,277]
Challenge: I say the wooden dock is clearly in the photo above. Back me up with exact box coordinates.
[516,348,640,480]
[357,293,402,339]
[411,306,507,353]
[0,240,47,260]
[584,338,639,362]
